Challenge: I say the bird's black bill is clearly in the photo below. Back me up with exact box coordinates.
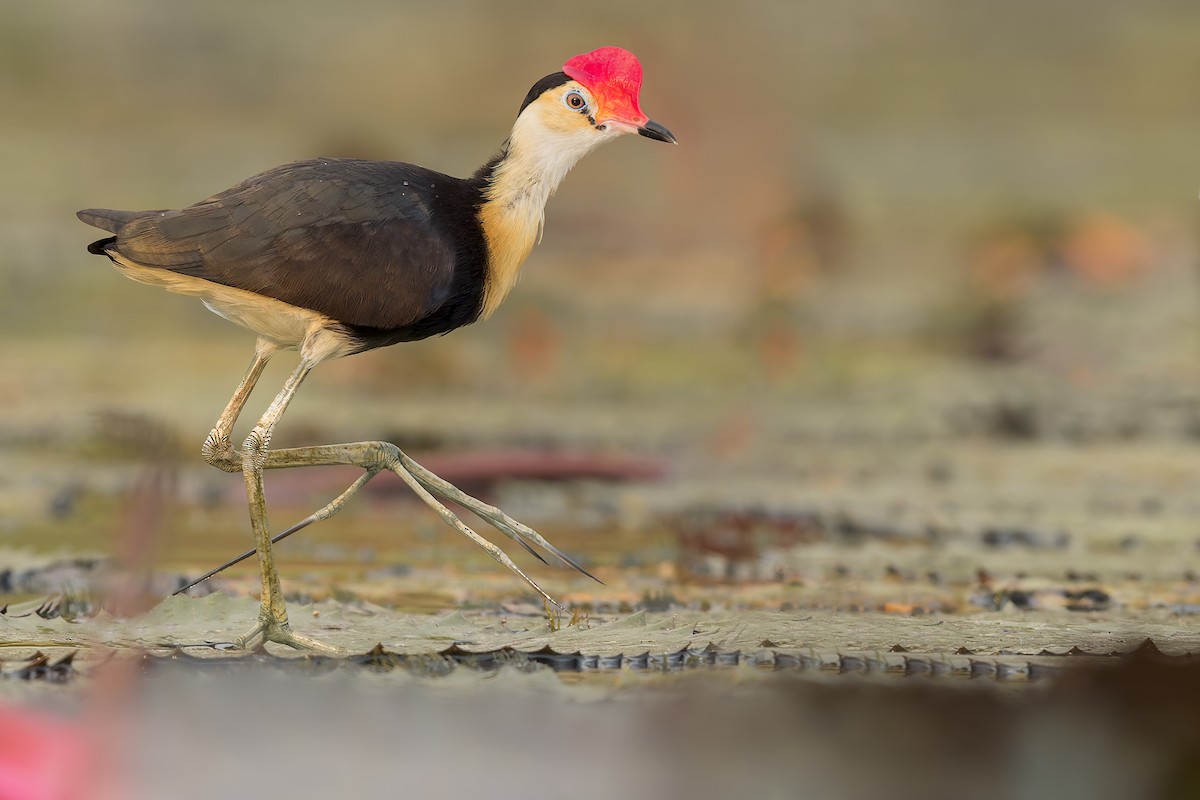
[638,120,677,144]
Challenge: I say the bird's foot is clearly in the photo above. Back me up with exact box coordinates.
[233,606,342,655]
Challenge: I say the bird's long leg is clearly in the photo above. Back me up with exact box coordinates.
[201,338,278,473]
[232,357,340,654]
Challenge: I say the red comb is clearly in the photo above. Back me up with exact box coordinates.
[562,46,648,126]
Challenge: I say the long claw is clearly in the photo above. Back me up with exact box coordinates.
[406,468,548,564]
[505,533,550,564]
[398,453,601,583]
[385,458,567,613]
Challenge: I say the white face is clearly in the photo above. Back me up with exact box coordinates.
[540,82,626,136]
[510,82,625,180]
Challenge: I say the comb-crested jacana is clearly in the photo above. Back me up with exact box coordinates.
[77,46,676,651]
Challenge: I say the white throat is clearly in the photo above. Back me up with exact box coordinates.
[475,105,619,319]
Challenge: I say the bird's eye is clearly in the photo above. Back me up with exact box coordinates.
[563,90,588,112]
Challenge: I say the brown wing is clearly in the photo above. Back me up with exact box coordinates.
[83,159,463,330]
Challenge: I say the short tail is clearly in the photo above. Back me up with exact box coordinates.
[78,208,166,257]
[77,208,140,234]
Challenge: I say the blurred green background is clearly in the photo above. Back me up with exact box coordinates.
[1,0,1198,606]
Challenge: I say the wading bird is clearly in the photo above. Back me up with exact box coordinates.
[78,46,676,651]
